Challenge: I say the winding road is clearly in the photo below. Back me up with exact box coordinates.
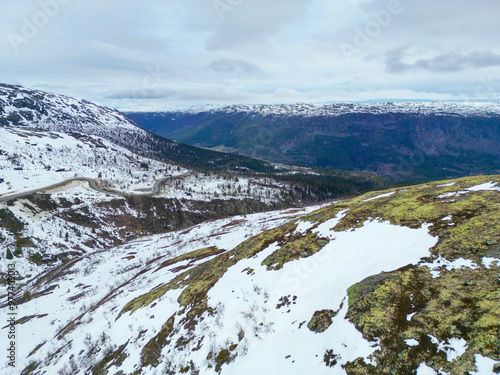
[0,176,181,203]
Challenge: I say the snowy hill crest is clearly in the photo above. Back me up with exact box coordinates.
[0,83,141,135]
[145,101,500,118]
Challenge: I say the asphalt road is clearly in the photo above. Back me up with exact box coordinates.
[0,176,177,203]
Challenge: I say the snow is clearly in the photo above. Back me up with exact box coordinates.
[406,339,419,347]
[421,257,479,278]
[293,220,316,234]
[429,336,467,362]
[202,217,437,374]
[145,101,500,118]
[482,257,499,269]
[416,363,439,375]
[437,182,457,187]
[445,338,468,361]
[0,84,140,134]
[470,355,498,374]
[0,204,323,375]
[466,181,500,192]
[362,191,396,202]
[0,205,439,374]
[407,312,417,321]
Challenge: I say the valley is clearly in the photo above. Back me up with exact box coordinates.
[128,102,500,181]
[0,84,498,375]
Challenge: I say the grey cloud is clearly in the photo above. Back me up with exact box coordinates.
[107,87,176,100]
[194,0,312,51]
[1,0,500,108]
[207,58,264,77]
[386,50,500,74]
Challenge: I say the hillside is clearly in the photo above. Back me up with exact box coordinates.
[2,175,498,375]
[0,84,393,283]
[127,102,500,180]
[0,83,390,202]
[0,83,293,174]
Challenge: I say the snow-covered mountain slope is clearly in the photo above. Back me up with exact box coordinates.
[0,126,187,196]
[0,83,144,139]
[3,175,498,375]
[0,83,390,201]
[0,83,279,173]
[0,125,289,200]
[0,170,318,273]
[135,101,500,118]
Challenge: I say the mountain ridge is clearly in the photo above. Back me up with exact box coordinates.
[127,101,500,117]
[128,102,500,180]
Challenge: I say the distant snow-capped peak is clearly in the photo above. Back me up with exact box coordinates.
[145,101,500,117]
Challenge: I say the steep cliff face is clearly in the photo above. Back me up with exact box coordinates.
[128,102,500,179]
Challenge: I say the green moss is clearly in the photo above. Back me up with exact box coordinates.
[261,230,330,270]
[28,252,44,265]
[215,349,232,373]
[344,265,500,374]
[140,314,176,368]
[21,360,40,375]
[89,342,129,375]
[307,310,337,333]
[299,175,500,262]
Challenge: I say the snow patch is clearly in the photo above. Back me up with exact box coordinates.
[407,312,417,321]
[421,257,479,278]
[482,257,499,269]
[406,339,419,347]
[470,354,499,374]
[416,363,440,375]
[429,336,467,362]
[466,181,500,192]
[362,191,396,202]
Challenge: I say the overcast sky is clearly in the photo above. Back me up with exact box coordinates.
[1,0,499,110]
